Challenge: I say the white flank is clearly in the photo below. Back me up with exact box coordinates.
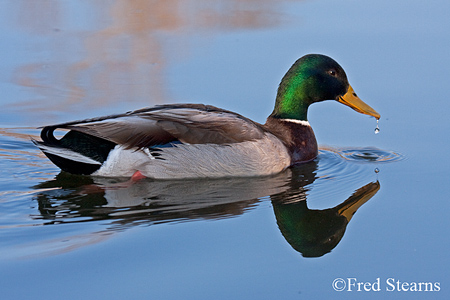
[93,146,151,177]
[280,119,310,126]
[92,134,292,178]
[38,144,101,165]
[143,147,155,160]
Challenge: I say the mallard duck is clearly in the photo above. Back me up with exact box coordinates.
[34,54,380,179]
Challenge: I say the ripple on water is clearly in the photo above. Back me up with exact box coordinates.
[308,147,403,208]
[324,147,404,164]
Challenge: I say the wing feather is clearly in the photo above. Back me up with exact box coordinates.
[41,104,266,148]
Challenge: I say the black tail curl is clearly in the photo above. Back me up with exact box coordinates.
[35,127,117,175]
[40,126,59,145]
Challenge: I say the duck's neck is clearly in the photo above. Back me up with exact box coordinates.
[264,117,318,164]
[269,104,309,121]
[270,94,309,121]
[270,70,312,121]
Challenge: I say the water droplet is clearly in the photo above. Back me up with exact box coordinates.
[374,119,380,134]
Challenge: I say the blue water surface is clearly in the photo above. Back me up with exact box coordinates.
[0,1,449,299]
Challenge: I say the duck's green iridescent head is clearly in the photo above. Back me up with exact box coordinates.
[270,54,380,121]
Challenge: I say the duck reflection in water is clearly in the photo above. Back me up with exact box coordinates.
[33,160,379,257]
[271,164,379,257]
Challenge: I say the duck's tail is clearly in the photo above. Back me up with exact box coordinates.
[33,127,116,175]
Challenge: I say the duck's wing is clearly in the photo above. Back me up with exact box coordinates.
[41,104,266,148]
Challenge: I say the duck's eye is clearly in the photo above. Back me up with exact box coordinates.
[328,69,337,76]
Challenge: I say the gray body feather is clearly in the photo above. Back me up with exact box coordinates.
[93,133,291,178]
[36,104,298,178]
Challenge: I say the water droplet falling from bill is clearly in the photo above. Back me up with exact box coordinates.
[374,119,380,134]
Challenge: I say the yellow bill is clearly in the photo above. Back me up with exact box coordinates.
[338,85,380,120]
[337,181,380,221]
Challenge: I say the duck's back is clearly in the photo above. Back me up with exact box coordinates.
[34,104,292,178]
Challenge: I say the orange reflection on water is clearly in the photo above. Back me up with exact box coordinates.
[9,0,300,116]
